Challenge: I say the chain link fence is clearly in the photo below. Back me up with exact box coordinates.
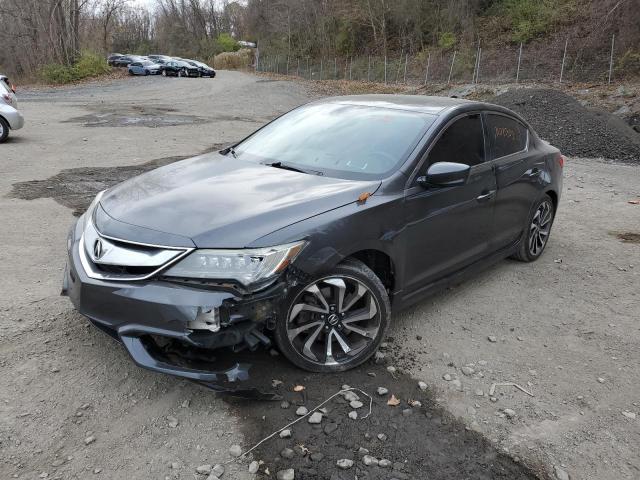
[257,35,625,86]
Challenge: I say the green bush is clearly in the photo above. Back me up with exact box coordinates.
[216,33,240,53]
[438,32,456,49]
[40,52,111,84]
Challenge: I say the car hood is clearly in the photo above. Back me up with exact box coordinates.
[99,153,381,248]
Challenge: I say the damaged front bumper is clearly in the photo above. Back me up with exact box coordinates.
[62,219,286,398]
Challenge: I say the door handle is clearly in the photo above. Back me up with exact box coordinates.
[476,190,496,202]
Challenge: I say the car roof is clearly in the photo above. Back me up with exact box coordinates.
[312,94,514,116]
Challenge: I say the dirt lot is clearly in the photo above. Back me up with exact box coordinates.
[1,72,639,480]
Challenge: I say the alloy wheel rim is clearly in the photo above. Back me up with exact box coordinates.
[286,276,381,366]
[529,200,553,256]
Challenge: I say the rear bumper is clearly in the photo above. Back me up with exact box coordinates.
[63,218,285,395]
[0,105,24,130]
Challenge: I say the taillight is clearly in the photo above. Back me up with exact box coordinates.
[557,154,565,168]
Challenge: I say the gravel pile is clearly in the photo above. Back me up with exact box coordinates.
[492,89,640,162]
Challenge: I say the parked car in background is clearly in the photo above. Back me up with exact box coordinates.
[160,60,200,77]
[128,60,162,76]
[112,55,144,67]
[63,95,563,384]
[0,76,24,142]
[147,55,172,63]
[1,74,15,93]
[184,59,216,78]
[107,53,124,66]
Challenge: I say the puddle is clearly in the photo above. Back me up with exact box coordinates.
[8,145,226,216]
[64,104,208,128]
[222,346,539,480]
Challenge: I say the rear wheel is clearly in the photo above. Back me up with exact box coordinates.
[162,69,167,76]
[178,69,184,77]
[144,69,150,76]
[0,116,9,143]
[275,258,390,372]
[512,194,555,262]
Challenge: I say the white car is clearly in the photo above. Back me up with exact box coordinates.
[0,75,24,143]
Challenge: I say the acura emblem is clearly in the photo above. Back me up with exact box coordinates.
[93,238,104,260]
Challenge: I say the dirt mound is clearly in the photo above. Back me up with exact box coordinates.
[491,89,640,162]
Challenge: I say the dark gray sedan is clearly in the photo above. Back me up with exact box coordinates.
[63,95,563,387]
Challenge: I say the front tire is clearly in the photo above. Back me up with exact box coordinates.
[0,116,9,143]
[275,258,390,373]
[144,69,149,76]
[512,194,555,262]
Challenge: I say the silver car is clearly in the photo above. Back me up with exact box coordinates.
[0,75,24,143]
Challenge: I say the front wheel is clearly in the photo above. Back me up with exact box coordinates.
[162,69,167,76]
[512,194,555,262]
[144,70,149,76]
[274,258,390,373]
[0,116,9,143]
[178,69,184,77]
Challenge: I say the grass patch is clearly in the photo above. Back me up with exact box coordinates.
[39,52,111,84]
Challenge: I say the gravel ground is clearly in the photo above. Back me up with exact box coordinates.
[1,72,639,480]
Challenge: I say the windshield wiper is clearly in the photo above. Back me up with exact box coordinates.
[222,146,237,158]
[265,161,308,174]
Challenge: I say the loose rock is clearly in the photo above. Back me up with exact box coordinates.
[276,469,295,480]
[350,400,364,409]
[461,366,475,376]
[295,406,308,416]
[336,459,354,469]
[308,412,323,424]
[442,374,452,381]
[84,436,96,445]
[229,444,243,458]
[211,465,224,477]
[503,408,517,419]
[167,416,179,428]
[379,459,392,468]
[279,429,291,438]
[196,465,212,474]
[488,336,497,343]
[418,381,428,391]
[377,387,389,395]
[363,455,378,466]
[348,411,358,420]
[248,461,259,474]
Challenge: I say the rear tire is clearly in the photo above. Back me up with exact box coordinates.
[144,70,149,76]
[0,116,9,143]
[512,194,555,262]
[274,258,390,373]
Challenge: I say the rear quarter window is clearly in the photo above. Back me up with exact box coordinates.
[486,114,528,159]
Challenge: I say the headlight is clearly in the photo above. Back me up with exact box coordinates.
[164,241,306,288]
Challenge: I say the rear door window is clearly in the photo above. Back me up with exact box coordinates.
[486,114,528,159]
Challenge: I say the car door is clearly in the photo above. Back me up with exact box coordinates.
[484,112,543,250]
[401,113,497,296]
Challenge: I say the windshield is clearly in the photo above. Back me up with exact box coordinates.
[233,103,435,180]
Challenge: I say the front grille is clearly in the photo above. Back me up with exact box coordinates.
[80,219,193,281]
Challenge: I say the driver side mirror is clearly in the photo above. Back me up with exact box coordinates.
[417,162,470,188]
